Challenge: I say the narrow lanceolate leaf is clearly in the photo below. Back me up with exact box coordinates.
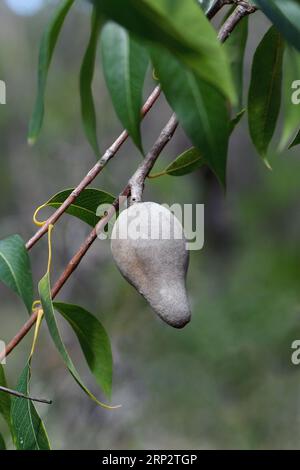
[253,0,300,52]
[248,26,284,160]
[39,274,117,409]
[54,302,113,399]
[0,433,6,450]
[0,365,11,428]
[94,0,236,103]
[101,22,149,152]
[28,0,75,144]
[0,235,33,313]
[42,188,115,227]
[164,148,203,177]
[151,47,230,186]
[289,129,300,149]
[80,7,102,156]
[224,14,249,109]
[151,148,203,178]
[11,363,50,450]
[280,47,300,149]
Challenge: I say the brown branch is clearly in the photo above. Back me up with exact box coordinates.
[26,85,161,251]
[1,5,258,363]
[0,385,52,405]
[218,1,257,42]
[0,114,178,363]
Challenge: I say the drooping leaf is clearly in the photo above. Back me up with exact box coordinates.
[0,365,11,429]
[150,148,203,178]
[280,47,300,149]
[289,129,300,149]
[54,302,113,399]
[94,0,236,103]
[80,7,102,156]
[151,47,230,186]
[28,0,75,144]
[248,26,284,160]
[0,235,33,313]
[224,14,249,109]
[39,274,117,409]
[11,363,50,450]
[101,22,149,152]
[253,0,300,52]
[0,433,6,450]
[42,188,115,227]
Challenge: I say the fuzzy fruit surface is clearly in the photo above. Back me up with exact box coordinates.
[111,202,191,328]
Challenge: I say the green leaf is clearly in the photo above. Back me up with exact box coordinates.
[80,7,102,156]
[0,235,33,313]
[11,363,50,450]
[0,433,6,450]
[95,0,236,103]
[0,365,11,429]
[42,188,115,227]
[39,274,117,409]
[101,22,149,152]
[248,26,284,160]
[151,47,230,186]
[151,148,203,178]
[224,14,249,109]
[54,302,112,399]
[289,129,300,149]
[279,47,300,149]
[253,0,300,52]
[28,0,75,144]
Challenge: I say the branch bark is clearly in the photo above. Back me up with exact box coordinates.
[26,85,161,250]
[1,4,257,363]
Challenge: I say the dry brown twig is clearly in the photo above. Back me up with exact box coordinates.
[0,3,257,365]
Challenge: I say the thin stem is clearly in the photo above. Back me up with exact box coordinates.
[218,1,256,42]
[2,4,257,363]
[129,114,178,203]
[1,115,178,363]
[25,85,161,251]
[0,385,52,405]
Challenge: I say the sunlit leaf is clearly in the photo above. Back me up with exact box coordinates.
[0,235,33,313]
[248,26,284,160]
[11,363,50,450]
[54,302,113,399]
[28,0,75,144]
[80,6,102,156]
[95,0,236,102]
[101,22,149,152]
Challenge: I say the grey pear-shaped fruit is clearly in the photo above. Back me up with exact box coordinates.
[111,202,191,328]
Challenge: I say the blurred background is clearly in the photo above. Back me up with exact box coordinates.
[1,0,300,450]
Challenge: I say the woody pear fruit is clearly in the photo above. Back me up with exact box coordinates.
[111,202,191,328]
